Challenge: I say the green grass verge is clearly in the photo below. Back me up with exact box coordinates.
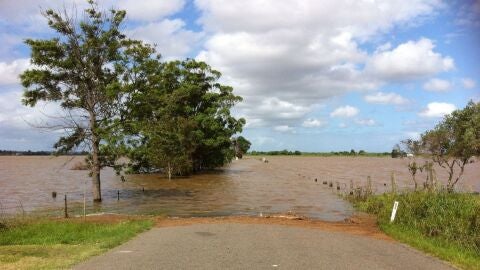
[352,192,480,269]
[0,218,153,270]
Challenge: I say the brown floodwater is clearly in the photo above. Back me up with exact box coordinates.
[0,156,478,221]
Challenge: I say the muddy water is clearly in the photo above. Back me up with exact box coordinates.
[0,156,478,221]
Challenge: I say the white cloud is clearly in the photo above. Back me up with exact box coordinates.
[0,89,64,130]
[339,123,347,128]
[238,97,311,127]
[419,102,456,118]
[462,78,476,89]
[423,78,451,92]
[274,125,294,133]
[302,118,327,128]
[0,0,186,23]
[355,119,377,126]
[195,0,443,127]
[0,59,30,85]
[330,105,359,118]
[117,0,185,21]
[364,92,409,105]
[195,0,441,35]
[252,136,276,146]
[127,19,203,59]
[367,38,454,80]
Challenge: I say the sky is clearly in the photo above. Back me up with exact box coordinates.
[0,0,479,152]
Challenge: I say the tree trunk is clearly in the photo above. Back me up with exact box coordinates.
[91,137,102,202]
[413,174,417,191]
[446,161,455,193]
[449,159,467,192]
[167,162,172,181]
[90,111,102,202]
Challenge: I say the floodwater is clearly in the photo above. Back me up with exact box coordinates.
[0,156,478,221]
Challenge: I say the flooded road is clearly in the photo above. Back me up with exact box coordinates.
[0,156,478,221]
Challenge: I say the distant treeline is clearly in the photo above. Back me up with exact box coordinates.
[248,150,390,156]
[249,150,302,156]
[0,150,88,156]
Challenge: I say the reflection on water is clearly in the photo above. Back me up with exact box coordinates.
[1,155,478,221]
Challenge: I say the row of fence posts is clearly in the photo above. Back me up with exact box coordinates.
[60,186,147,219]
[316,171,398,195]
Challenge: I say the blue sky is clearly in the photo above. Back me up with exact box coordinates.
[0,0,479,152]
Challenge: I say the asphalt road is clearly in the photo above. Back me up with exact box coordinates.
[74,223,454,270]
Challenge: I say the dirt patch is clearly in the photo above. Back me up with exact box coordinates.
[61,212,390,241]
[154,213,391,241]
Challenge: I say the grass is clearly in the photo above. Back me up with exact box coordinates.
[0,218,153,270]
[351,191,480,269]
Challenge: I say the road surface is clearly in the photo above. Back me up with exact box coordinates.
[74,223,453,270]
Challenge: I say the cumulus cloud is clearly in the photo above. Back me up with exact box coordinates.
[274,125,294,133]
[423,78,452,92]
[330,105,359,118]
[238,97,311,127]
[355,119,377,126]
[251,136,276,147]
[127,19,203,59]
[462,78,476,89]
[0,89,64,129]
[419,102,456,117]
[302,118,327,128]
[364,92,409,105]
[366,38,454,80]
[195,0,441,35]
[0,59,30,85]
[0,0,185,23]
[0,89,64,150]
[117,0,185,21]
[455,0,480,27]
[195,0,444,127]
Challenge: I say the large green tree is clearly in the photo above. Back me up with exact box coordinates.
[125,59,245,177]
[20,1,142,201]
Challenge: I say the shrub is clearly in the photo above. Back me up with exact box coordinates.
[356,192,480,252]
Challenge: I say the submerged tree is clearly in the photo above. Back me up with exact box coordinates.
[402,101,479,192]
[421,101,480,192]
[402,138,423,190]
[20,1,140,202]
[232,136,251,158]
[125,59,245,177]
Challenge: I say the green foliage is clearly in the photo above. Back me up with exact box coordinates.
[249,149,302,156]
[20,2,129,153]
[19,1,149,200]
[249,150,389,156]
[381,224,480,270]
[233,136,251,158]
[354,191,480,269]
[391,144,406,158]
[20,1,247,183]
[355,192,480,253]
[124,59,245,177]
[403,101,480,191]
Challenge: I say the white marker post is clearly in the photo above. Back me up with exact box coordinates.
[390,201,399,223]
